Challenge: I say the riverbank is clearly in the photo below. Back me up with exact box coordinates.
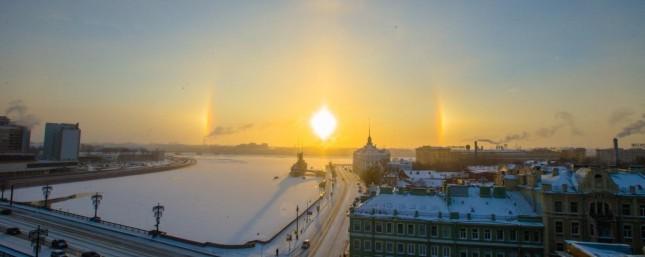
[4,157,196,188]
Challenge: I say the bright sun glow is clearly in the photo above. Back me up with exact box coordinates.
[310,106,337,140]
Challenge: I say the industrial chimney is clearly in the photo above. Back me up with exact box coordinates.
[613,137,619,167]
[474,141,478,159]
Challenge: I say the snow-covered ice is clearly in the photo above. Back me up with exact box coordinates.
[12,155,349,244]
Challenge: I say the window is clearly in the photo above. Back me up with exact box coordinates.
[496,253,505,257]
[485,253,492,257]
[363,240,372,251]
[408,224,415,235]
[443,226,451,238]
[556,243,564,251]
[484,229,491,240]
[353,221,361,232]
[386,241,394,253]
[570,202,578,213]
[460,251,467,257]
[444,247,451,257]
[431,246,438,257]
[408,243,416,255]
[524,231,530,241]
[375,241,383,252]
[419,224,427,236]
[460,228,467,239]
[533,231,540,242]
[555,221,563,234]
[364,221,371,232]
[640,205,645,217]
[472,228,479,240]
[622,204,631,216]
[590,224,595,236]
[353,239,361,250]
[641,225,645,239]
[375,222,383,233]
[420,244,428,256]
[509,230,517,241]
[431,225,438,237]
[554,201,563,212]
[397,242,405,254]
[386,222,393,233]
[496,230,504,241]
[397,223,404,234]
[473,251,480,257]
[571,222,580,235]
[623,225,633,239]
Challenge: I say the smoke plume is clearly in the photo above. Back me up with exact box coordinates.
[608,108,635,125]
[535,111,582,138]
[4,100,40,129]
[208,123,254,137]
[616,114,645,138]
[477,131,529,145]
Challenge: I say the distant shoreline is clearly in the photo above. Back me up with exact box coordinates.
[6,157,196,189]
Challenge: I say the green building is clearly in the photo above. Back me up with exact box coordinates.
[349,186,544,257]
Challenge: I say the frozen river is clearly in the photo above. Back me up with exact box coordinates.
[12,155,349,244]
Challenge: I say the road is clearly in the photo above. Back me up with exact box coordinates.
[0,205,217,257]
[285,166,360,257]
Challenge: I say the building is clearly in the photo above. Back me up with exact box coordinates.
[0,116,30,153]
[499,165,645,255]
[353,131,390,175]
[349,185,544,257]
[597,148,645,165]
[557,240,644,257]
[43,123,81,161]
[416,145,565,167]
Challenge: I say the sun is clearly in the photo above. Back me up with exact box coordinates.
[310,105,337,141]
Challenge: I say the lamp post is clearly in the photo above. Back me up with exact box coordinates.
[29,225,48,257]
[41,185,52,209]
[152,203,164,236]
[91,193,103,221]
[295,205,299,240]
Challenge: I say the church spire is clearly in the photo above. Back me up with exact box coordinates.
[367,119,373,145]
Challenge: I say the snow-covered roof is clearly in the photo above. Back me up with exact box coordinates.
[609,172,645,195]
[565,240,634,257]
[541,167,581,193]
[467,165,498,174]
[353,186,541,226]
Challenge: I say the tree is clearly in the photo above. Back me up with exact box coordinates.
[152,203,165,236]
[91,193,103,221]
[41,185,52,209]
[359,166,383,185]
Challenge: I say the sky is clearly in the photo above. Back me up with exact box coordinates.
[1,0,645,149]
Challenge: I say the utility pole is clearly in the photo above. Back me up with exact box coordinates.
[295,205,299,240]
[10,185,14,206]
[29,225,48,257]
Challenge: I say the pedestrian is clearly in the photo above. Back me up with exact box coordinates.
[276,248,279,256]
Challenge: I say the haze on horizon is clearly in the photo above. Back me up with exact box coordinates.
[1,1,645,149]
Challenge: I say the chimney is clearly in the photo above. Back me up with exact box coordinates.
[474,141,478,158]
[613,138,619,167]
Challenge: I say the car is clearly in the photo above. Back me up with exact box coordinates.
[0,209,11,215]
[50,250,68,257]
[5,227,20,235]
[51,239,68,249]
[81,252,100,257]
[301,239,311,249]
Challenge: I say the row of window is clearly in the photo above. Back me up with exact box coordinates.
[352,240,540,257]
[352,220,540,242]
[554,221,645,239]
[553,201,645,217]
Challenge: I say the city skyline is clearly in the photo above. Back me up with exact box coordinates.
[2,1,645,148]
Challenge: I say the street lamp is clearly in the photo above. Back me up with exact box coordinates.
[91,192,103,221]
[152,203,164,237]
[41,185,52,209]
[295,205,299,240]
[29,225,48,257]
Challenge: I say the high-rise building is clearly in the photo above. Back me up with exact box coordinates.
[43,122,81,161]
[0,116,31,153]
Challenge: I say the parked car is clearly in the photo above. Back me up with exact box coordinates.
[50,250,68,257]
[81,252,100,257]
[5,227,20,235]
[0,209,11,215]
[51,239,68,249]
[301,239,311,249]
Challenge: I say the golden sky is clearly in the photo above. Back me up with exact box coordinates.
[2,1,645,148]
